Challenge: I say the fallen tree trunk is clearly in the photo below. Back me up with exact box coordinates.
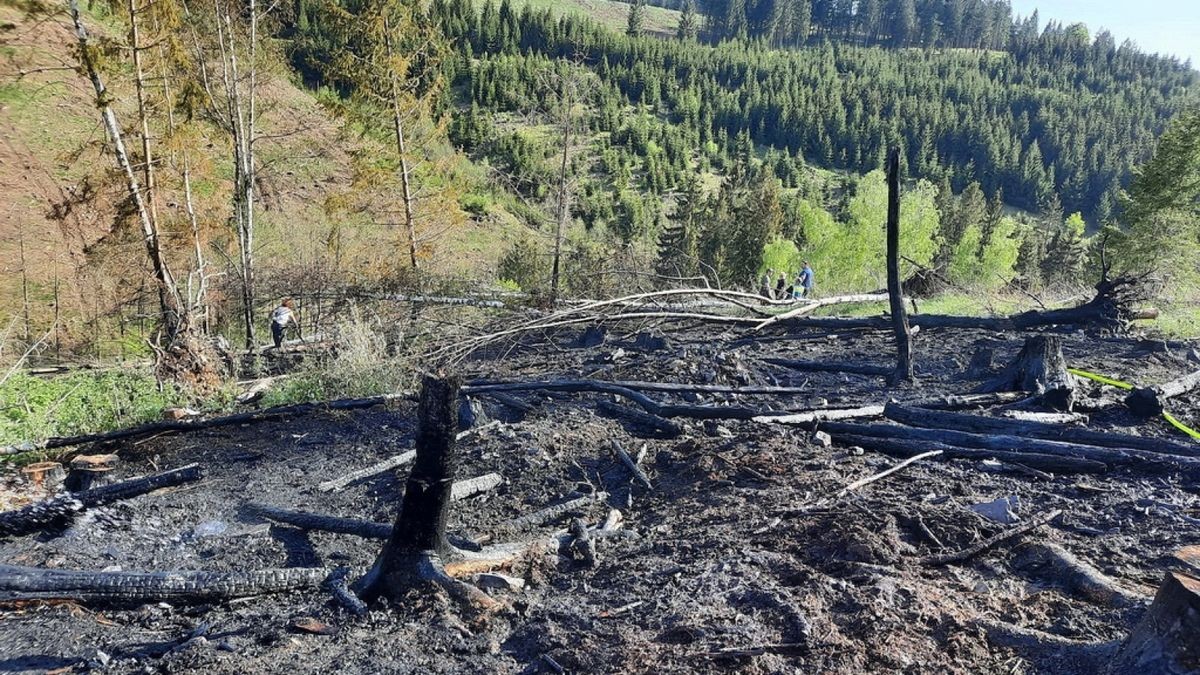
[883,402,1200,458]
[0,464,203,537]
[820,422,1200,475]
[0,564,330,602]
[752,294,891,330]
[1126,369,1200,418]
[1109,572,1200,674]
[497,492,609,533]
[980,335,1077,410]
[761,359,893,378]
[832,434,1108,474]
[754,405,886,425]
[596,400,682,438]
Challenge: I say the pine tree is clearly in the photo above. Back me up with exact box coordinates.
[626,0,646,37]
[677,0,699,41]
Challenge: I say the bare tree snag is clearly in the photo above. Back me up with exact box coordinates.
[980,336,1077,410]
[357,376,499,613]
[1126,369,1200,418]
[1109,572,1200,674]
[883,403,1200,458]
[0,564,330,603]
[885,148,914,385]
[0,464,203,537]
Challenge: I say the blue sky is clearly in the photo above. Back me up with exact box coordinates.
[1008,0,1200,67]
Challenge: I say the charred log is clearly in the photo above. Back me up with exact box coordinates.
[0,564,330,603]
[1126,369,1200,418]
[883,402,1200,458]
[832,434,1108,475]
[820,422,1200,475]
[0,464,203,538]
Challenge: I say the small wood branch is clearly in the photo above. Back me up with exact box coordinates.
[450,473,502,500]
[0,464,203,537]
[611,440,653,489]
[1126,369,1200,418]
[317,451,417,493]
[755,405,886,425]
[1109,572,1200,673]
[922,509,1063,566]
[469,379,815,397]
[836,450,942,497]
[762,358,893,378]
[884,402,1200,458]
[980,335,1076,410]
[1015,542,1149,610]
[832,434,1108,474]
[247,503,392,539]
[0,564,330,602]
[596,400,683,438]
[753,294,891,330]
[498,492,609,533]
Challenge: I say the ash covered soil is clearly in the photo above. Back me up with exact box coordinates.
[1,324,1199,674]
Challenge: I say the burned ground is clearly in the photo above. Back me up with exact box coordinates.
[1,323,1198,674]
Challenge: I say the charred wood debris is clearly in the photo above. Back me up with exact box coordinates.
[1,282,1199,672]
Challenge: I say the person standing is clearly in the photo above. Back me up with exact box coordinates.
[270,298,296,350]
[798,262,816,298]
[775,273,786,300]
[760,269,774,299]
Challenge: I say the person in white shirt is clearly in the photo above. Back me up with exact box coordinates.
[270,299,296,349]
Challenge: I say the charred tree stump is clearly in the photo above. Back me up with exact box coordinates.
[0,464,203,538]
[358,375,499,613]
[1109,572,1200,674]
[885,148,914,385]
[980,335,1077,410]
[1126,369,1200,418]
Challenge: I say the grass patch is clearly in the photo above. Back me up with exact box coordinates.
[0,370,184,448]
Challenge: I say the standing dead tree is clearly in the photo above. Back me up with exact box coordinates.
[356,375,500,613]
[885,147,914,385]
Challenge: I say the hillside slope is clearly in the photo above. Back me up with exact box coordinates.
[0,5,521,356]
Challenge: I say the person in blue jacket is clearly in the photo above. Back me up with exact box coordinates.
[797,262,815,298]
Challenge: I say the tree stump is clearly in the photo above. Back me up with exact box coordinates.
[980,335,1076,410]
[357,375,499,613]
[1126,369,1200,418]
[1109,572,1200,674]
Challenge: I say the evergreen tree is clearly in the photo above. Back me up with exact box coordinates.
[626,0,646,37]
[677,0,700,41]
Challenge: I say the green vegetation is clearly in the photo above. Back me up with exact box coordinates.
[0,371,184,448]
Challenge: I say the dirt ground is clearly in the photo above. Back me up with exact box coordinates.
[1,322,1198,674]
